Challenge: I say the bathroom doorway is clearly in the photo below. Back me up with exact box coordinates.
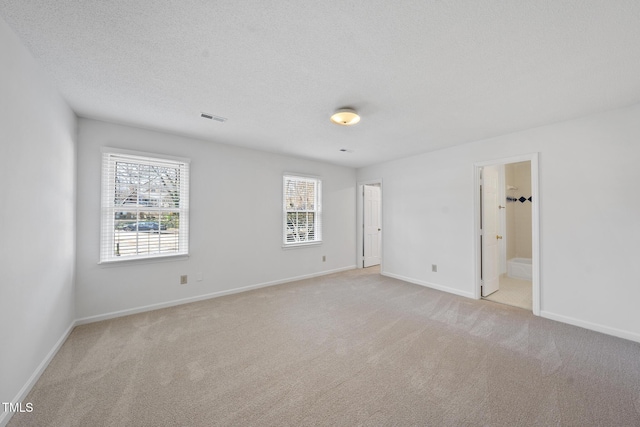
[474,154,540,315]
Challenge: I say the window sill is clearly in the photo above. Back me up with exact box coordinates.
[99,254,189,267]
[282,241,322,250]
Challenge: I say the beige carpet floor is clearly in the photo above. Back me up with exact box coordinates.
[483,275,533,311]
[8,267,640,426]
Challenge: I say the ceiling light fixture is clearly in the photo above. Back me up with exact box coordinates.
[330,108,360,126]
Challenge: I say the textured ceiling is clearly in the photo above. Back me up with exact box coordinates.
[2,1,640,167]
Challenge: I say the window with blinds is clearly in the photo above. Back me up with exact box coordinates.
[100,149,190,263]
[283,175,322,246]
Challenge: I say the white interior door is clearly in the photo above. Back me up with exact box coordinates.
[482,166,500,296]
[363,185,381,267]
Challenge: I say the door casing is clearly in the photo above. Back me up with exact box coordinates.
[473,153,540,315]
[357,179,383,269]
[363,184,382,267]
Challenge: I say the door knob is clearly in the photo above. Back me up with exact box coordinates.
[498,205,506,209]
[496,235,503,240]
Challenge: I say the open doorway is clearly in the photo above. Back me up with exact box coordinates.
[357,180,382,269]
[474,154,540,315]
[363,184,381,267]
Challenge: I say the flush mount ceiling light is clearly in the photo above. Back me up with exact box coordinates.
[330,108,360,126]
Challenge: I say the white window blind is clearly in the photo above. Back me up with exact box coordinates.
[283,175,322,246]
[100,149,190,263]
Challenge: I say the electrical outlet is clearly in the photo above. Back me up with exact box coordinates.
[432,264,437,273]
[180,275,188,285]
[322,255,326,262]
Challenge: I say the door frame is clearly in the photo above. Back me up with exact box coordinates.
[357,179,383,269]
[473,153,540,315]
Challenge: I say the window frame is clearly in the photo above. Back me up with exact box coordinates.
[99,147,190,264]
[282,174,322,248]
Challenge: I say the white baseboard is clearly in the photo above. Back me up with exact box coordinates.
[540,310,640,344]
[13,267,639,427]
[0,320,76,427]
[76,265,356,325]
[3,266,356,426]
[383,272,640,344]
[382,271,475,299]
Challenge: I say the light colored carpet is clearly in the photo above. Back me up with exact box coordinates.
[483,275,532,310]
[8,267,640,426]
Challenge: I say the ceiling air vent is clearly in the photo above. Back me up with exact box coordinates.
[200,112,227,122]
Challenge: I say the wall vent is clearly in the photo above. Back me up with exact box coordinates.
[201,112,227,122]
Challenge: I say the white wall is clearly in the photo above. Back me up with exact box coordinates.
[0,16,77,423]
[358,103,640,342]
[76,119,356,320]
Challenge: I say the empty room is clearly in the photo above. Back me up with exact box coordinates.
[2,1,640,426]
